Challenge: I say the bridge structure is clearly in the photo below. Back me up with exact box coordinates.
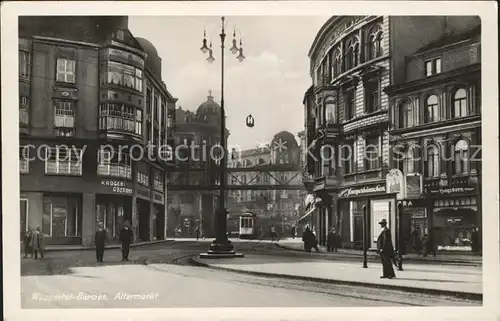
[167,163,305,191]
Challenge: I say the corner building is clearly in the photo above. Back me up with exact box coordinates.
[303,16,480,249]
[19,16,177,246]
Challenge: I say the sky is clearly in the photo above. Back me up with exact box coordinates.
[128,16,329,150]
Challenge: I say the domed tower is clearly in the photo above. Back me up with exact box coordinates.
[196,90,221,126]
[271,131,300,165]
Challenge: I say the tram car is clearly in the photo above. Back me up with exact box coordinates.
[239,212,257,239]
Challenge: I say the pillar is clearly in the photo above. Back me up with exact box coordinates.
[82,193,96,246]
[131,196,138,240]
[149,202,155,241]
[26,192,43,231]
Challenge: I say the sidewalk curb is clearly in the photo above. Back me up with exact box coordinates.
[191,256,482,302]
[275,243,482,266]
[43,240,174,252]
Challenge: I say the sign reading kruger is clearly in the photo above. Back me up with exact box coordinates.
[338,184,386,199]
[100,180,133,195]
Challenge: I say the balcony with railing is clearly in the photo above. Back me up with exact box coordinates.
[54,115,75,128]
[97,163,132,179]
[45,160,82,176]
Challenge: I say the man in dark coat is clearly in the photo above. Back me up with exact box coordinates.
[23,228,33,258]
[119,221,134,261]
[95,222,107,263]
[302,226,319,252]
[376,219,396,279]
[327,228,339,252]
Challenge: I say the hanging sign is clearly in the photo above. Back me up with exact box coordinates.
[386,169,405,200]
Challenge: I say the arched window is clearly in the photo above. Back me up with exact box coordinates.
[453,139,469,175]
[331,48,342,78]
[425,95,439,123]
[453,88,467,118]
[399,100,413,128]
[426,144,440,177]
[368,25,383,60]
[402,147,414,174]
[345,37,359,70]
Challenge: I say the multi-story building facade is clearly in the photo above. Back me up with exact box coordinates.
[227,131,304,234]
[166,92,228,238]
[19,16,176,246]
[302,16,481,250]
[385,25,481,252]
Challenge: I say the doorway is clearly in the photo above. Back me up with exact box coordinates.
[137,199,150,241]
[155,205,165,240]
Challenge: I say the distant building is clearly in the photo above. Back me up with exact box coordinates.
[227,131,304,234]
[302,16,481,250]
[166,92,229,238]
[19,16,176,246]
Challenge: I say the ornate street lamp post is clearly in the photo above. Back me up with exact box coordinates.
[199,17,245,258]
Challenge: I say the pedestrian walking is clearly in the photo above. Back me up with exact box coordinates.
[23,228,33,258]
[291,226,296,239]
[302,226,319,252]
[376,219,396,279]
[327,228,339,252]
[119,221,134,261]
[95,222,107,263]
[195,226,200,241]
[270,225,279,242]
[423,228,437,257]
[471,226,480,253]
[31,226,45,260]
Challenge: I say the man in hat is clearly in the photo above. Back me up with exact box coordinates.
[376,218,396,279]
[119,221,134,261]
[95,222,107,263]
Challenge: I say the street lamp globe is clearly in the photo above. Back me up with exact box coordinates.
[207,49,215,63]
[200,30,209,53]
[237,47,246,62]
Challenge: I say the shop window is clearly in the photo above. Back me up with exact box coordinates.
[19,50,31,79]
[42,196,80,237]
[19,146,29,174]
[453,139,469,175]
[106,61,143,93]
[425,144,440,177]
[96,203,124,238]
[399,100,414,128]
[54,100,76,133]
[97,149,132,179]
[453,88,468,118]
[19,96,29,127]
[56,58,76,83]
[364,79,380,113]
[364,136,380,170]
[425,95,439,123]
[45,146,83,176]
[425,57,441,77]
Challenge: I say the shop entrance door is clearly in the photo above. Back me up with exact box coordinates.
[156,206,165,240]
[138,200,150,241]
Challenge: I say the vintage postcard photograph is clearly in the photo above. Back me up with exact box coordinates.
[1,1,499,321]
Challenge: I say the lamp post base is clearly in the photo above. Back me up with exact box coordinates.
[199,240,244,258]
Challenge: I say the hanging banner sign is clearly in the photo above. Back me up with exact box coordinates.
[386,169,405,200]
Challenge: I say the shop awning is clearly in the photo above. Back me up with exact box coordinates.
[298,205,316,222]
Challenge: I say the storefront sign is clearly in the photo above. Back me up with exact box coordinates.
[153,192,165,205]
[100,180,132,195]
[409,209,427,219]
[137,187,150,200]
[386,169,405,200]
[338,184,386,199]
[397,199,427,208]
[427,186,476,195]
